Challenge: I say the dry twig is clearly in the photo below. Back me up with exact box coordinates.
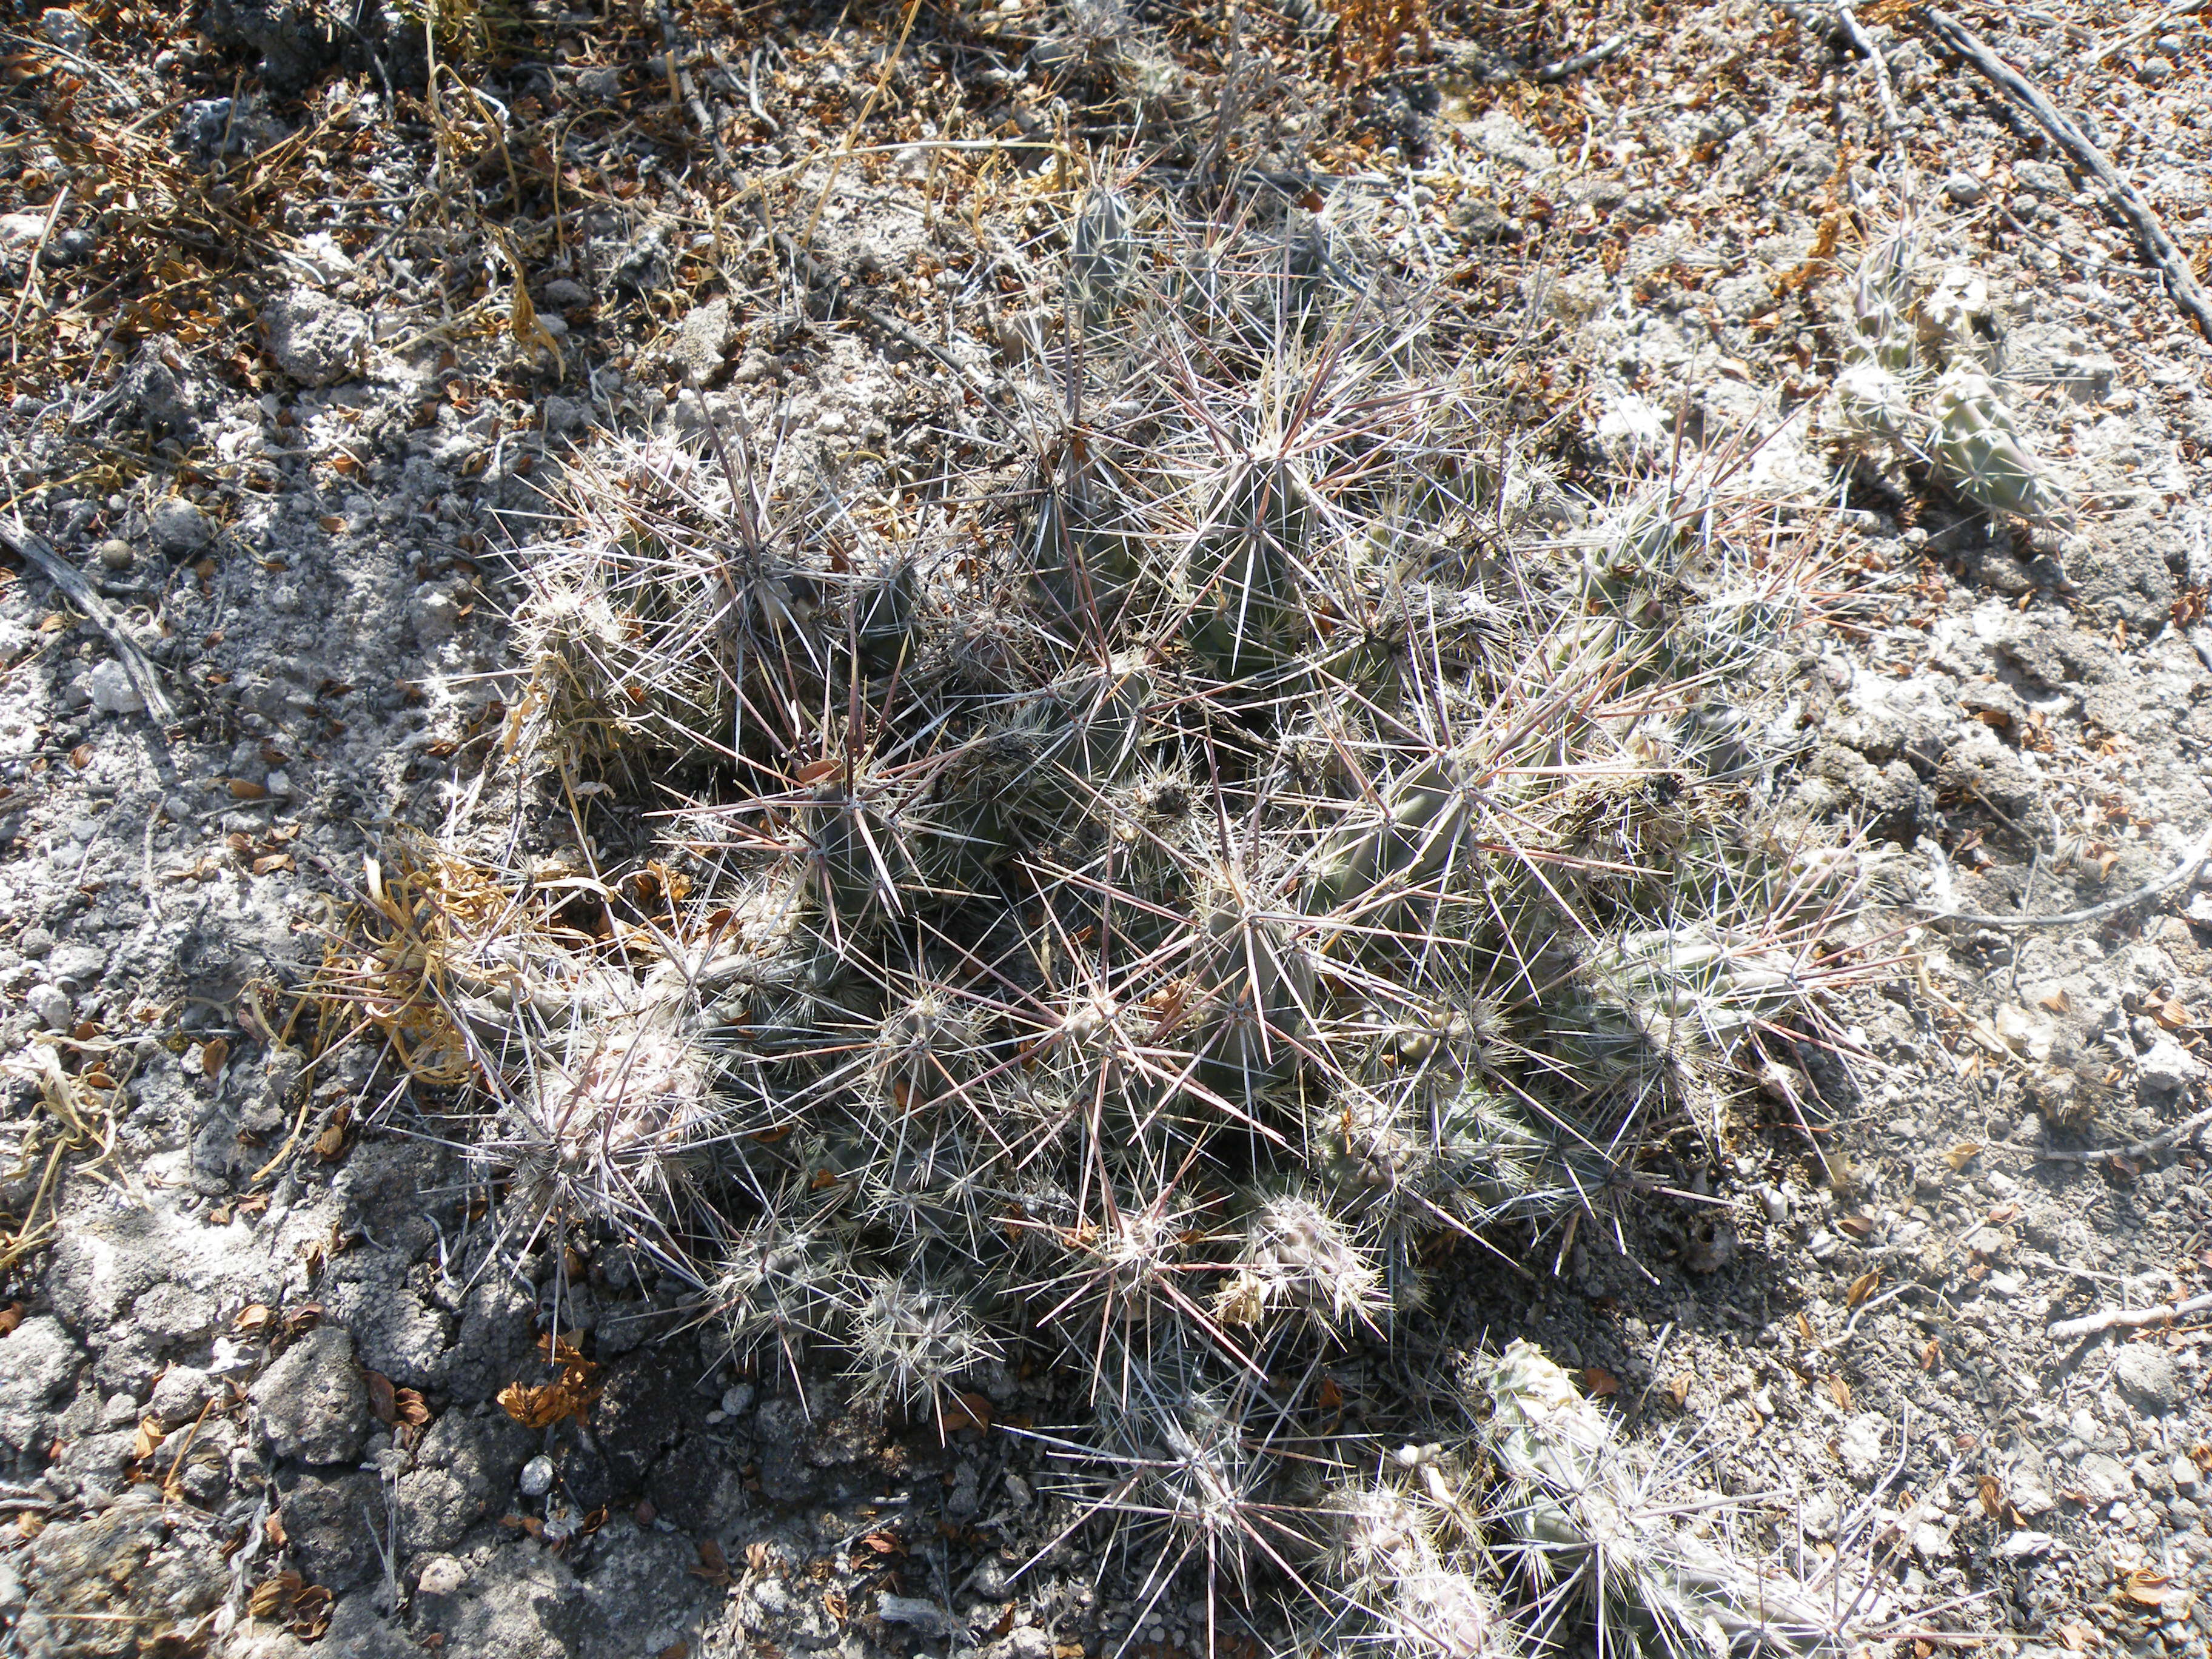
[0,513,175,724]
[1914,822,2212,930]
[2048,1293,2212,1341]
[1534,32,1632,83]
[2034,1104,2212,1165]
[1834,5,1899,133]
[1926,8,2212,343]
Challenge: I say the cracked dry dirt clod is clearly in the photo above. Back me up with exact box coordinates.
[247,1325,370,1466]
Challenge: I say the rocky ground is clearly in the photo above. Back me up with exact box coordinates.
[1,0,2210,1655]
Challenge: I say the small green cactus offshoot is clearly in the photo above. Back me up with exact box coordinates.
[1030,432,1145,642]
[1466,1341,1842,1658]
[1073,187,1138,325]
[1928,366,2051,518]
[1834,222,2056,520]
[1182,454,1309,680]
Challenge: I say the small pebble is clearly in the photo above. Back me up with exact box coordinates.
[1943,173,1984,206]
[149,498,212,555]
[25,984,73,1030]
[720,1383,755,1417]
[96,538,134,571]
[89,659,144,716]
[520,1455,554,1498]
[417,1555,467,1598]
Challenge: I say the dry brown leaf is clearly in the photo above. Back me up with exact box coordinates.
[394,1386,432,1427]
[1977,1473,2006,1518]
[693,1538,736,1586]
[2055,1620,2100,1651]
[0,1302,23,1336]
[1845,1270,1881,1309]
[233,1302,273,1336]
[2039,987,2073,1013]
[2154,999,2192,1031]
[2123,1570,2175,1607]
[1986,1201,2020,1225]
[131,1416,162,1461]
[940,1390,993,1432]
[498,1381,584,1429]
[1795,1312,1815,1342]
[1920,1338,1941,1371]
[1826,1375,1852,1410]
[509,269,561,360]
[1836,1215,1875,1240]
[2192,1443,2212,1475]
[366,1369,398,1426]
[249,1574,303,1618]
[199,1036,229,1079]
[228,778,269,800]
[1582,1367,1620,1398]
[1943,1141,1983,1172]
[1666,1373,1692,1407]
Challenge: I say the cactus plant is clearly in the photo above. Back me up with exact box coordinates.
[1830,216,2057,520]
[1464,1340,1842,1658]
[340,165,1880,1659]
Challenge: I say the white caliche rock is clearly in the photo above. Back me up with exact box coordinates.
[24,983,70,1030]
[87,659,144,716]
[2137,1036,2201,1099]
[38,8,89,52]
[0,1315,83,1456]
[248,1325,369,1465]
[260,289,369,387]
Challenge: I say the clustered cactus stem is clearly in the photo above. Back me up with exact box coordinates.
[1830,211,2059,520]
[334,168,1879,1656]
